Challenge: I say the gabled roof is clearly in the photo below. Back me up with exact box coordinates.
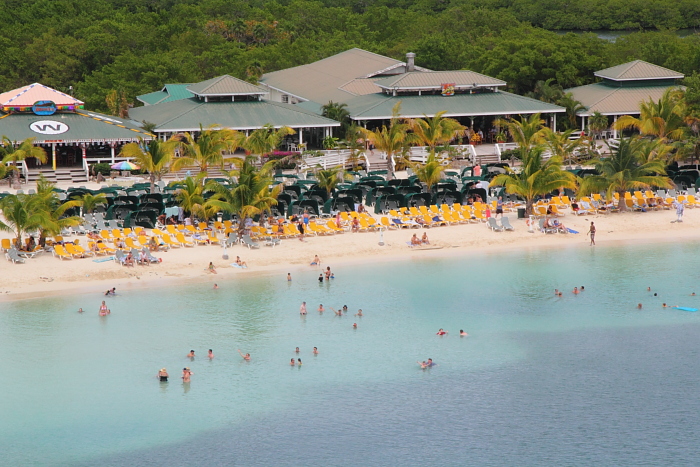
[186,75,266,96]
[0,83,83,108]
[344,91,564,120]
[0,110,152,144]
[338,79,382,96]
[373,71,505,91]
[566,82,683,116]
[595,60,684,81]
[137,84,194,105]
[259,48,429,105]
[129,98,339,132]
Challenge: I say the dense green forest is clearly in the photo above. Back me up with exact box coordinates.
[1,0,699,113]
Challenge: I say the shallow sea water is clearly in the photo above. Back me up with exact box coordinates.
[2,242,700,466]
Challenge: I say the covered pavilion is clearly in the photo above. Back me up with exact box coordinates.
[130,75,340,149]
[566,60,685,138]
[0,83,153,180]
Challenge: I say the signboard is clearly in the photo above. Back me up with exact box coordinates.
[30,120,69,135]
[441,83,455,97]
[32,100,57,116]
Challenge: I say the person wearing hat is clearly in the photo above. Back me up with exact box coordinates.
[158,368,168,382]
[182,368,192,382]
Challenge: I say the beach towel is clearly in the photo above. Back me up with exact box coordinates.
[230,263,248,269]
[93,256,115,263]
[567,228,579,234]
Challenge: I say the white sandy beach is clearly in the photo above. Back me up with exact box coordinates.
[1,202,697,302]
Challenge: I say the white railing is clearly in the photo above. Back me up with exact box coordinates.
[19,161,28,183]
[83,156,134,178]
[299,149,366,171]
[495,143,518,162]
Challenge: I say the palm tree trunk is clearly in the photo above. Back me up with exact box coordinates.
[617,190,626,211]
[525,199,534,216]
[150,173,156,194]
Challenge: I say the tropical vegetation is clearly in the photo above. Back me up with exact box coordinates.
[119,137,179,193]
[171,125,244,175]
[578,138,673,211]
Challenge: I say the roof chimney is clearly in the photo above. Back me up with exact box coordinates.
[406,52,415,73]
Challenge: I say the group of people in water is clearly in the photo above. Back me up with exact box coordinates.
[157,348,251,383]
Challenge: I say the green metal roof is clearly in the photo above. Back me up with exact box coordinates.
[345,91,564,120]
[595,60,683,81]
[137,84,194,105]
[0,110,153,144]
[186,75,265,96]
[129,98,340,132]
[566,82,683,116]
[373,71,505,91]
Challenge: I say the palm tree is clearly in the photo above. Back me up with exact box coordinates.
[406,154,444,192]
[587,111,609,139]
[557,93,586,130]
[614,88,686,142]
[495,113,548,161]
[407,111,466,156]
[315,166,351,196]
[578,138,673,211]
[490,147,577,215]
[33,176,82,245]
[120,137,179,193]
[540,128,585,165]
[0,194,51,249]
[360,102,418,179]
[321,101,351,138]
[1,137,48,185]
[173,175,206,218]
[526,78,564,104]
[77,192,108,214]
[171,125,244,175]
[244,124,295,159]
[205,156,282,232]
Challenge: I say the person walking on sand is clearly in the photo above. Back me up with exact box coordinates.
[587,222,596,246]
[673,200,685,223]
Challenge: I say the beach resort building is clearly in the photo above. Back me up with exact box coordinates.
[566,60,685,138]
[0,83,153,183]
[130,74,340,150]
[259,49,566,139]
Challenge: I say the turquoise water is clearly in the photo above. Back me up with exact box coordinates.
[3,242,700,466]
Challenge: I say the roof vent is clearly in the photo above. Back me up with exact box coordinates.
[406,52,416,72]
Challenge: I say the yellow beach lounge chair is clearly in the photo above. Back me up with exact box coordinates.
[53,245,73,260]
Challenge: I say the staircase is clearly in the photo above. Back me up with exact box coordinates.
[28,167,89,184]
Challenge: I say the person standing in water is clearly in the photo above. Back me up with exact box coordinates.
[297,358,302,366]
[208,349,214,359]
[287,273,292,282]
[587,222,596,246]
[158,368,169,382]
[290,358,296,366]
[187,350,195,359]
[318,304,325,313]
[182,368,192,382]
[313,347,319,355]
[318,274,324,283]
[238,349,251,361]
[99,301,108,315]
[300,302,307,315]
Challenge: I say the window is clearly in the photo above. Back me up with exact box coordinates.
[281,94,289,104]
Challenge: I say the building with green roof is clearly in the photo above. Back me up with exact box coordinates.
[566,60,684,137]
[259,49,566,136]
[132,75,340,149]
[0,83,153,175]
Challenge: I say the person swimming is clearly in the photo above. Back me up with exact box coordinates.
[181,368,192,382]
[460,330,468,336]
[436,328,447,336]
[297,358,302,366]
[238,349,251,361]
[318,304,324,313]
[426,358,436,367]
[287,273,292,281]
[78,308,84,313]
[554,289,559,295]
[295,347,300,353]
[187,350,195,358]
[355,309,363,317]
[208,349,214,359]
[313,347,318,355]
[331,307,342,316]
[213,283,219,289]
[158,368,168,382]
[342,305,348,313]
[573,287,579,294]
[290,358,295,366]
[637,303,643,309]
[417,361,428,369]
[353,323,357,329]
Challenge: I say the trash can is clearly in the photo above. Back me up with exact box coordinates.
[517,208,526,219]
